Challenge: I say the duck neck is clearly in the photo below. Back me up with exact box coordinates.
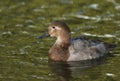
[55,34,71,48]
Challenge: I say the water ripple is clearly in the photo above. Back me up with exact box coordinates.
[59,0,73,4]
[85,4,100,10]
[82,32,116,38]
[82,32,120,41]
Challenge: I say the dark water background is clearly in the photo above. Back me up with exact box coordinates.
[0,0,120,81]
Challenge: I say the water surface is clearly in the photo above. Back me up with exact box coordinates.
[0,0,120,81]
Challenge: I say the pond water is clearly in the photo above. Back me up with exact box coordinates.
[0,0,120,81]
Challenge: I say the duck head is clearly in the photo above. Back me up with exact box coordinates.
[48,21,71,45]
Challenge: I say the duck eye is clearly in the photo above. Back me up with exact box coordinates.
[52,27,55,29]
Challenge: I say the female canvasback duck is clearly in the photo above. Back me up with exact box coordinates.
[39,21,116,61]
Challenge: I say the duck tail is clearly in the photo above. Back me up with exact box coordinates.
[104,43,117,50]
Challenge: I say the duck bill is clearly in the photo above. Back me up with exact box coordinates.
[37,32,50,39]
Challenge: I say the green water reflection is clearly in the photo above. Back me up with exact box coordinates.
[0,0,120,81]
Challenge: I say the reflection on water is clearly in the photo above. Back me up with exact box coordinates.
[49,57,106,81]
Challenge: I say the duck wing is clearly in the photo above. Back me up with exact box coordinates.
[68,37,116,61]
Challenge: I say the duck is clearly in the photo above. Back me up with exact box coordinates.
[38,21,116,61]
